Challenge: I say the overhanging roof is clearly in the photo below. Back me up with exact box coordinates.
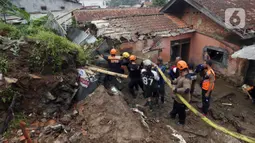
[160,0,255,39]
[231,45,255,60]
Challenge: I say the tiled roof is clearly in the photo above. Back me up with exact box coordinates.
[193,0,255,31]
[161,0,255,39]
[73,8,161,23]
[92,14,194,40]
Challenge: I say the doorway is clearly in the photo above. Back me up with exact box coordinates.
[245,60,255,85]
[170,39,190,62]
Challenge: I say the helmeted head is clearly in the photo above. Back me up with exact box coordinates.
[110,49,117,55]
[177,60,188,71]
[143,59,152,70]
[129,55,136,61]
[206,60,213,67]
[122,52,130,58]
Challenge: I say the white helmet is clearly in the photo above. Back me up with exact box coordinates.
[143,59,152,66]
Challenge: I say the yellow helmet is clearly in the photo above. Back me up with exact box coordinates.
[122,52,130,58]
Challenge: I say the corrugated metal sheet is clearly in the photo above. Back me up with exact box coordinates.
[231,45,255,60]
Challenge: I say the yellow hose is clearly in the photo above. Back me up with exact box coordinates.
[156,66,255,143]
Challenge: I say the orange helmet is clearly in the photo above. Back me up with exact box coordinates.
[110,49,117,55]
[129,55,136,61]
[177,60,188,70]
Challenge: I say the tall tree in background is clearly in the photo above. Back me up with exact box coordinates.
[107,0,140,7]
[152,0,167,6]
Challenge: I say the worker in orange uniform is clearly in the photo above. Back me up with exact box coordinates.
[201,60,215,115]
[170,60,192,125]
[101,48,122,74]
[127,55,143,98]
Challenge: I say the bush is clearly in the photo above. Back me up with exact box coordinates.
[29,31,89,72]
[0,56,9,74]
[0,22,21,39]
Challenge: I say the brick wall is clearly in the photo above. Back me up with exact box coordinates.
[190,32,247,85]
[182,7,230,39]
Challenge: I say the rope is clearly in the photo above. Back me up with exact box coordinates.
[155,66,255,143]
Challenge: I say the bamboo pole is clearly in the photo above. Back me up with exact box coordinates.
[86,66,128,79]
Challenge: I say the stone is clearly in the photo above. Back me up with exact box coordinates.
[41,118,47,123]
[69,132,82,143]
[64,126,71,132]
[60,115,72,125]
[45,106,58,115]
[45,119,57,126]
[45,92,56,101]
[17,129,23,136]
[55,97,64,103]
[60,92,71,99]
[50,124,63,132]
[72,110,79,117]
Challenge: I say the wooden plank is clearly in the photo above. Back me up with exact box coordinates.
[86,66,128,79]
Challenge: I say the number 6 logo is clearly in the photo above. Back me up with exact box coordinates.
[225,8,245,29]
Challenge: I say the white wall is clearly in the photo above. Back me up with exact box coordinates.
[80,0,108,8]
[10,0,82,13]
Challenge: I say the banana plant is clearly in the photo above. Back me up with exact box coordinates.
[0,0,30,22]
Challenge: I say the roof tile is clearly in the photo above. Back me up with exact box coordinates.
[73,8,161,23]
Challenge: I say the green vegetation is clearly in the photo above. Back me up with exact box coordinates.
[0,87,15,103]
[28,31,88,72]
[107,0,139,7]
[0,56,8,74]
[0,0,30,22]
[0,15,89,72]
[3,112,27,138]
[152,0,167,6]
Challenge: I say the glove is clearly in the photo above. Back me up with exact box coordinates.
[173,87,177,94]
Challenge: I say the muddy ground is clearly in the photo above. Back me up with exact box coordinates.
[1,37,255,143]
[5,77,254,143]
[120,78,255,143]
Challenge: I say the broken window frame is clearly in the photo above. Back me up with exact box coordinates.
[203,46,228,67]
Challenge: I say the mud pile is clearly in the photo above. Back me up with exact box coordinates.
[32,86,180,143]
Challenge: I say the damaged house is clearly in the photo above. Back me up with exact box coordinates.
[73,1,255,85]
[73,7,194,61]
[159,0,255,85]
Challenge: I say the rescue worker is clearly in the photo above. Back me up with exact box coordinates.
[121,52,130,67]
[170,60,192,125]
[127,55,143,98]
[188,63,197,96]
[101,48,122,73]
[141,59,160,110]
[201,60,215,115]
[168,66,179,81]
[121,52,130,74]
[168,57,181,81]
[155,57,166,104]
